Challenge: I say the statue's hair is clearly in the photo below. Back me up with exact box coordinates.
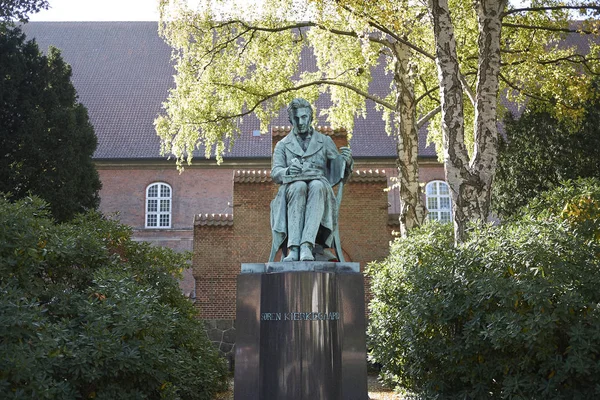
[287,98,313,125]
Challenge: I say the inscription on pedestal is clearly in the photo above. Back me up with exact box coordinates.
[261,312,340,321]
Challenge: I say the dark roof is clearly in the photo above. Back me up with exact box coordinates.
[21,21,437,160]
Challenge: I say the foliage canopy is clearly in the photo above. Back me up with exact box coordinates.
[157,0,600,242]
[493,79,600,219]
[0,196,228,399]
[0,0,48,22]
[0,26,101,222]
[368,179,600,398]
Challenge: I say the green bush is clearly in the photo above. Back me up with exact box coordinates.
[525,177,600,243]
[492,79,600,220]
[0,196,227,399]
[368,185,600,398]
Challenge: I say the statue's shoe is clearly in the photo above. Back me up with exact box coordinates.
[283,247,299,262]
[323,248,338,262]
[300,244,315,261]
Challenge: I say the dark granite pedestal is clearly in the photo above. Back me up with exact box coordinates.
[234,262,368,400]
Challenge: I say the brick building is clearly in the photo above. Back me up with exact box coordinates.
[22,22,449,359]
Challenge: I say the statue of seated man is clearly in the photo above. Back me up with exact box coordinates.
[270,98,353,262]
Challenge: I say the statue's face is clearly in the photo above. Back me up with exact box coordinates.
[293,107,311,135]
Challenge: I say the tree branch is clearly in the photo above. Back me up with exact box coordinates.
[338,2,479,108]
[499,73,578,109]
[416,77,440,104]
[537,54,600,66]
[503,5,600,16]
[459,74,476,106]
[503,22,596,35]
[201,78,395,124]
[337,3,439,61]
[501,54,600,75]
[220,18,395,49]
[417,105,441,129]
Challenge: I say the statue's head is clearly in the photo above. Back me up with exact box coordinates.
[287,98,313,135]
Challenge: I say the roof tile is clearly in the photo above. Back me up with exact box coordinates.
[194,213,234,227]
[21,22,440,161]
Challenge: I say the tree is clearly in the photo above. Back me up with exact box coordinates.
[492,79,600,218]
[0,0,48,22]
[426,0,600,241]
[0,26,101,222]
[157,0,441,236]
[157,0,600,242]
[368,181,600,397]
[0,196,228,399]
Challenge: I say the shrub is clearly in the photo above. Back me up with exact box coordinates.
[0,196,227,399]
[368,193,600,398]
[525,177,600,243]
[492,79,600,220]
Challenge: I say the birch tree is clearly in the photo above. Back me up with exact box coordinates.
[427,0,599,241]
[427,0,506,242]
[156,0,438,236]
[156,0,600,242]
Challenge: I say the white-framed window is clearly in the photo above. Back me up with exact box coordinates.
[146,182,172,228]
[426,180,452,223]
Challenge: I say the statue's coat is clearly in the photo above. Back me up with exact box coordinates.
[270,128,352,259]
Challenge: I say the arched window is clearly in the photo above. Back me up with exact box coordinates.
[146,182,172,228]
[426,181,452,223]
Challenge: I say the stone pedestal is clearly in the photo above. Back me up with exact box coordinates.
[234,262,368,400]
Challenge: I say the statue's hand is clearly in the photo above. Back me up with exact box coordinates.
[340,146,352,163]
[288,158,302,175]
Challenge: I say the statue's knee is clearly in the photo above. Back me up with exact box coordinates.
[309,180,326,194]
[287,181,307,198]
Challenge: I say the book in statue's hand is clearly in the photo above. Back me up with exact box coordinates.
[281,170,323,184]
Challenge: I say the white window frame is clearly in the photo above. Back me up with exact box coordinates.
[425,180,452,223]
[145,182,172,229]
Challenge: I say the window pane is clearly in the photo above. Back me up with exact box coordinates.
[147,214,157,227]
[147,199,157,212]
[439,183,449,195]
[427,197,438,210]
[148,185,158,198]
[440,212,451,223]
[160,185,171,198]
[440,197,451,210]
[426,181,452,223]
[426,184,437,196]
[160,199,170,212]
[160,214,170,227]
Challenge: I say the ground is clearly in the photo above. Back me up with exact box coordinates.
[213,374,402,399]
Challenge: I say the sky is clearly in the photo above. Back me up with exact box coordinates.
[29,0,162,21]
[29,0,530,21]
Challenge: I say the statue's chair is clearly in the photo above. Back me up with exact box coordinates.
[269,157,347,263]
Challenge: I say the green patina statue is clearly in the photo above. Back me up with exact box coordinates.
[269,98,353,262]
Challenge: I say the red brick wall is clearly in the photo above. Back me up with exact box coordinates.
[97,167,234,231]
[193,224,236,318]
[386,161,446,215]
[193,175,276,320]
[232,179,276,264]
[97,165,237,297]
[339,176,391,267]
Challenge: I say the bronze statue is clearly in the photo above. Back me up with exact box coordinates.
[270,98,353,262]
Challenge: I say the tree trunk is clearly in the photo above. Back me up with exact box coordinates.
[392,41,426,237]
[429,0,505,243]
[469,0,506,219]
